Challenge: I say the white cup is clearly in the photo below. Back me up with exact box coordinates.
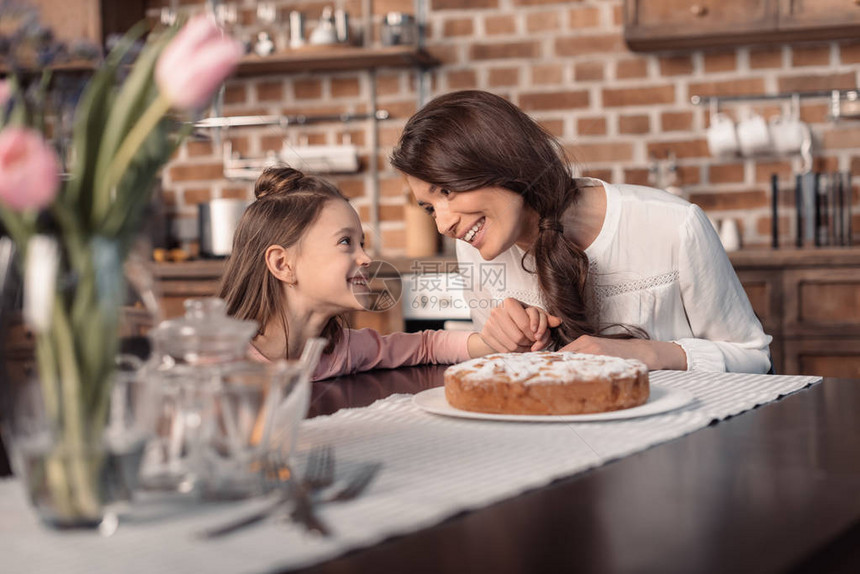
[718,219,741,252]
[737,113,772,156]
[769,114,810,156]
[706,113,739,157]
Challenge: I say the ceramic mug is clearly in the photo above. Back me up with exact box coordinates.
[706,113,739,157]
[769,114,811,156]
[737,113,772,156]
[718,218,741,252]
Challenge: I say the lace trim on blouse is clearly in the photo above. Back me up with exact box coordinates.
[592,270,680,304]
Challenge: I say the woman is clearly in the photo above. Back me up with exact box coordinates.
[390,90,772,373]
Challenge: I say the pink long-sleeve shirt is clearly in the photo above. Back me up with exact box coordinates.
[248,328,473,381]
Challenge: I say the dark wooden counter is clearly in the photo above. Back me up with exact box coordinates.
[152,248,860,377]
[297,366,860,574]
[152,247,860,279]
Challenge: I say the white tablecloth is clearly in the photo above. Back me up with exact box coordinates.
[0,370,820,573]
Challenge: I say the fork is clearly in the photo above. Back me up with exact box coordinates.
[197,457,290,539]
[302,444,335,490]
[288,444,335,535]
[198,446,353,539]
[320,462,382,503]
[198,448,331,539]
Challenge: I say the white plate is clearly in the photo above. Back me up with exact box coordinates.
[412,385,694,423]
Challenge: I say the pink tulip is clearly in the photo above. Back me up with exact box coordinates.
[156,15,244,110]
[0,127,61,212]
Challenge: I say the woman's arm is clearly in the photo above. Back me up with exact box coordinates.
[559,337,687,370]
[671,205,772,373]
[560,205,770,373]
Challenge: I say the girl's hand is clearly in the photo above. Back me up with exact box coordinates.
[481,298,561,353]
[524,306,562,351]
[560,336,687,371]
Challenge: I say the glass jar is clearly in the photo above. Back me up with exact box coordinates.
[139,298,317,499]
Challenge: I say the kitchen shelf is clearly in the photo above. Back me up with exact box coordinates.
[0,59,98,75]
[152,255,459,280]
[234,45,439,77]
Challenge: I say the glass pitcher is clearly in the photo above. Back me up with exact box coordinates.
[138,297,323,499]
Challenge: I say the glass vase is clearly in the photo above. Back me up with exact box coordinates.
[0,235,157,529]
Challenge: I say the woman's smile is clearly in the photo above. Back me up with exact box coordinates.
[461,217,485,243]
[461,216,486,248]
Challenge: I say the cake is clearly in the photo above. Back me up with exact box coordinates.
[443,351,649,415]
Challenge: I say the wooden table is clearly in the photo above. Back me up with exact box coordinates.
[296,366,859,574]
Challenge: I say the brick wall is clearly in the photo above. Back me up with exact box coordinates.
[149,0,860,253]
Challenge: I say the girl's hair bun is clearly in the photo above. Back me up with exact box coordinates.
[253,166,346,202]
[254,167,308,200]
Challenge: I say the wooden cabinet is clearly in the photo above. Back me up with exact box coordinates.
[780,266,860,377]
[625,0,775,50]
[26,0,146,47]
[732,248,860,377]
[0,1,147,73]
[733,267,784,375]
[779,0,860,32]
[625,0,860,51]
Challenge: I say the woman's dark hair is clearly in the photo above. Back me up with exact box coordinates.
[390,90,600,348]
[217,167,348,355]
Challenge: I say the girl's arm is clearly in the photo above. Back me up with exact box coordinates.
[313,328,474,381]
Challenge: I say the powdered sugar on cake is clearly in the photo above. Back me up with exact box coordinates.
[445,351,647,385]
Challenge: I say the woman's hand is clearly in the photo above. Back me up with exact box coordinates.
[480,298,561,353]
[560,336,687,371]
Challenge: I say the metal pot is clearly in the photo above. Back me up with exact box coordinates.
[198,199,249,258]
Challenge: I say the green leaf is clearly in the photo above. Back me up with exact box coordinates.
[0,209,32,247]
[1,76,20,130]
[101,116,185,239]
[33,70,53,134]
[92,25,178,217]
[64,22,150,226]
[4,75,29,129]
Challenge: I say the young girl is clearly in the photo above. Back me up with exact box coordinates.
[217,167,555,381]
[391,90,772,374]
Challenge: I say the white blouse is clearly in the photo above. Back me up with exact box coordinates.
[456,179,773,374]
